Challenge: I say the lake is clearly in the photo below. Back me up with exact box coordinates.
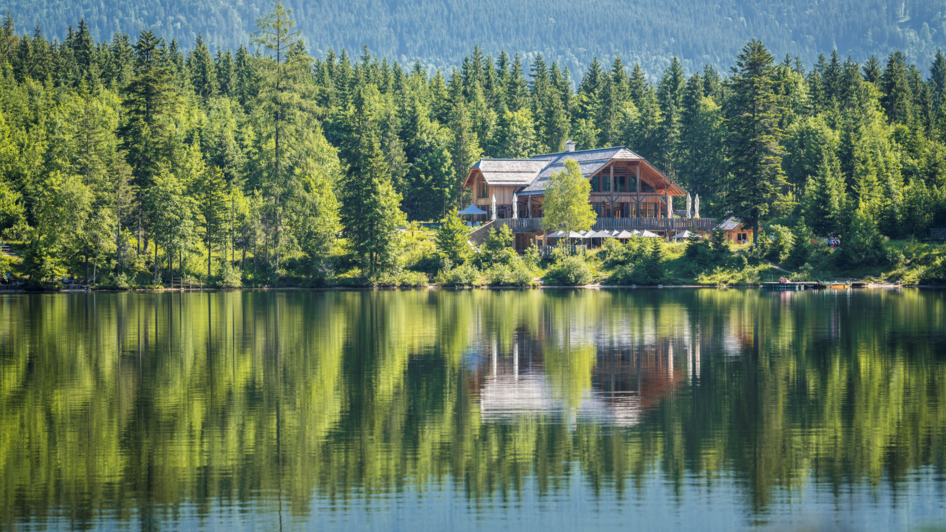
[1,289,944,531]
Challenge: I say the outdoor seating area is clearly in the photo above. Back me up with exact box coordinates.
[541,228,700,248]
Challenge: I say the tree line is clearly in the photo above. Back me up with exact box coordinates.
[1,3,946,286]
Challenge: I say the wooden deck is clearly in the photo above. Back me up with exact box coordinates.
[493,217,718,233]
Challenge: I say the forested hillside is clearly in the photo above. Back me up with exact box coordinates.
[1,3,946,288]
[3,0,946,76]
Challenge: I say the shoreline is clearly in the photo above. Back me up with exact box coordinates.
[0,282,928,294]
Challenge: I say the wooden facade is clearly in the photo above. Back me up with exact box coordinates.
[464,146,706,248]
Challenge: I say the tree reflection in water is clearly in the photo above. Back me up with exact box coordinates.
[0,289,943,530]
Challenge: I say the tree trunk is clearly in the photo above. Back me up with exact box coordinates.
[207,235,212,280]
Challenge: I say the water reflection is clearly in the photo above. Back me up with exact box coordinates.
[0,289,944,530]
[476,333,688,427]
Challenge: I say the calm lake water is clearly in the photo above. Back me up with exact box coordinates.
[1,289,945,531]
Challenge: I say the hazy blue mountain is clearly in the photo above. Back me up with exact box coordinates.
[4,0,946,74]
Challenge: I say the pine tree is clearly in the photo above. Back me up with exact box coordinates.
[338,87,405,277]
[802,150,847,236]
[656,57,685,177]
[881,52,914,126]
[725,39,787,246]
[251,0,311,270]
[839,201,886,267]
[119,29,178,254]
[435,209,469,265]
[188,34,218,102]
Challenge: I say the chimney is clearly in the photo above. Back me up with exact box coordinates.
[565,140,576,153]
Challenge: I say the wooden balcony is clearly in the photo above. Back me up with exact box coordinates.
[493,217,717,233]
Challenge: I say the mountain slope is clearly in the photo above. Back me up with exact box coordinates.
[4,0,946,74]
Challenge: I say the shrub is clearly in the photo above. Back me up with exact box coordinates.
[397,270,430,287]
[436,262,481,287]
[522,241,541,270]
[476,225,518,268]
[98,272,132,290]
[543,254,594,286]
[601,237,649,268]
[607,238,669,285]
[485,260,536,287]
[435,209,471,265]
[219,261,243,288]
[765,224,794,263]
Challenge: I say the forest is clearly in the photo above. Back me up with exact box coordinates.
[3,0,946,78]
[1,3,946,288]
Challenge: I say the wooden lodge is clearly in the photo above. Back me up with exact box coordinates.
[464,142,715,249]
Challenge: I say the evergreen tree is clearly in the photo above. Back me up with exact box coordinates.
[725,39,787,246]
[656,57,685,177]
[435,208,469,265]
[188,34,217,102]
[251,0,311,270]
[337,87,405,276]
[802,150,847,236]
[118,29,178,254]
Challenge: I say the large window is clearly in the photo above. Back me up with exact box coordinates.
[589,175,599,192]
[616,174,627,192]
[479,182,488,199]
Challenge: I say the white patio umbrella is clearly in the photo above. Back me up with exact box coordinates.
[491,193,497,221]
[641,230,660,238]
[512,193,518,219]
[686,193,692,218]
[694,195,700,218]
[672,230,700,240]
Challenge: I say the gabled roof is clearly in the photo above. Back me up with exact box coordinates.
[715,216,744,231]
[465,159,547,187]
[465,146,686,196]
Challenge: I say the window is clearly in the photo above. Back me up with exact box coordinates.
[590,175,599,192]
[601,175,611,192]
[616,175,627,192]
[480,182,488,199]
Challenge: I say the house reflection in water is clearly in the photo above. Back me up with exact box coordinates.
[471,332,701,427]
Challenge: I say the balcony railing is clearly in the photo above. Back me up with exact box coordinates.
[493,217,717,233]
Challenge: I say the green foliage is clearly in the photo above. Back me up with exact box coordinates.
[601,237,649,268]
[802,150,847,236]
[435,209,470,265]
[542,159,596,238]
[709,230,730,253]
[484,260,536,287]
[435,261,481,287]
[522,241,541,270]
[607,238,669,285]
[96,271,132,290]
[543,254,594,286]
[218,260,243,288]
[725,40,787,241]
[764,224,794,263]
[477,224,517,268]
[838,201,887,267]
[2,5,946,288]
[372,269,430,287]
[785,217,817,268]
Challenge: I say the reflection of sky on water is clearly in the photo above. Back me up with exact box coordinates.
[3,290,946,531]
[47,470,942,532]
